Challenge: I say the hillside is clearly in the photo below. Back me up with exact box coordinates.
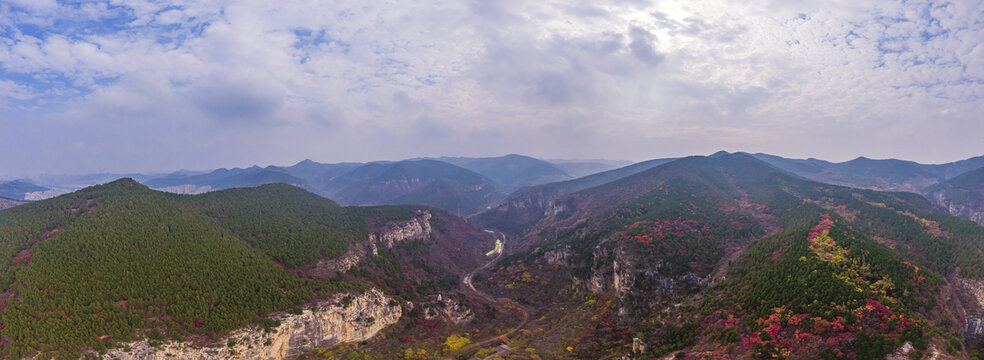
[0,180,49,201]
[283,159,363,190]
[922,155,984,179]
[751,154,940,192]
[438,154,572,194]
[547,160,628,178]
[925,167,984,226]
[472,157,676,235]
[145,166,311,194]
[454,153,984,359]
[0,179,493,359]
[326,160,502,215]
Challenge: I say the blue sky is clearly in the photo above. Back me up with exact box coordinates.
[1,0,983,177]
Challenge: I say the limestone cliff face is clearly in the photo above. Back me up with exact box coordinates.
[928,191,984,226]
[367,211,433,252]
[422,294,474,325]
[314,211,433,275]
[955,275,984,337]
[100,289,401,360]
[0,197,24,211]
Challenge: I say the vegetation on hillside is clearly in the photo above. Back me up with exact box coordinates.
[0,180,428,359]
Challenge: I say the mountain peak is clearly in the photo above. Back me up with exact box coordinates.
[105,178,144,188]
[709,150,730,158]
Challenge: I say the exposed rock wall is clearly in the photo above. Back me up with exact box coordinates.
[0,197,24,210]
[956,275,984,337]
[100,289,401,360]
[315,211,433,274]
[928,191,984,226]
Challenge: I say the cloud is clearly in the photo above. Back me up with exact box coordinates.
[628,26,664,66]
[0,0,982,178]
[185,72,286,121]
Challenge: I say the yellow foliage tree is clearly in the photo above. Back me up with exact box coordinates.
[444,334,471,351]
[403,348,429,360]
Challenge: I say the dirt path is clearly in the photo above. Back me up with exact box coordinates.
[448,231,532,359]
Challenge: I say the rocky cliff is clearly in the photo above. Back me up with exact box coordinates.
[0,197,23,210]
[99,289,401,360]
[306,211,434,276]
[471,190,560,237]
[928,191,984,226]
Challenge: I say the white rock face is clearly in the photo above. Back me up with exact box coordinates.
[318,211,433,273]
[956,275,984,336]
[99,289,401,360]
[23,189,66,201]
[928,191,984,226]
[885,342,914,360]
[154,184,213,195]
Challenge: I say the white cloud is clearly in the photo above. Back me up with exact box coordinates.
[0,0,982,177]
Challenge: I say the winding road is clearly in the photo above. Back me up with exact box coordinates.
[450,230,531,358]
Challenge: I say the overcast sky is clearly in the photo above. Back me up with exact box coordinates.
[1,0,983,177]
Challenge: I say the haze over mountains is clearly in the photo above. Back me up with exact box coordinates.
[5,152,984,226]
[5,151,984,359]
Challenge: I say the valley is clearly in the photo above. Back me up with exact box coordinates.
[5,0,982,358]
[2,152,984,359]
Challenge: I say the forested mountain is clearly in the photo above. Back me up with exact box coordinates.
[548,160,627,178]
[472,157,676,236]
[6,152,984,359]
[436,154,573,194]
[283,159,363,189]
[145,166,311,194]
[323,160,502,215]
[921,155,984,179]
[453,153,984,359]
[0,180,49,201]
[143,157,535,214]
[0,179,493,359]
[925,167,984,226]
[751,153,984,194]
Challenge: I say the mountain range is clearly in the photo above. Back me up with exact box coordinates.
[4,151,984,358]
[9,153,984,227]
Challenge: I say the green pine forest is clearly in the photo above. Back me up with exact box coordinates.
[0,179,420,359]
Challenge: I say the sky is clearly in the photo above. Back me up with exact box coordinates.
[1,0,983,178]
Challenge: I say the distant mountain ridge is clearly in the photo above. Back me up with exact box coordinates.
[11,151,984,223]
[0,180,51,201]
[325,159,501,214]
[434,154,574,193]
[144,166,310,194]
[138,154,622,215]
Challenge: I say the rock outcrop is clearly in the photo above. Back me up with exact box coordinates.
[100,289,401,360]
[311,211,433,275]
[928,191,984,226]
[955,275,984,337]
[0,197,24,211]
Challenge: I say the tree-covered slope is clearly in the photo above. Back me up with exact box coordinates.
[438,154,573,194]
[0,179,471,359]
[466,153,984,359]
[327,160,501,215]
[144,166,311,194]
[472,157,676,236]
[924,166,984,226]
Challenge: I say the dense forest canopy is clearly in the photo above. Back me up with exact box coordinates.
[0,179,424,359]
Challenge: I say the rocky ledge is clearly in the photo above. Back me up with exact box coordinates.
[99,288,401,360]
